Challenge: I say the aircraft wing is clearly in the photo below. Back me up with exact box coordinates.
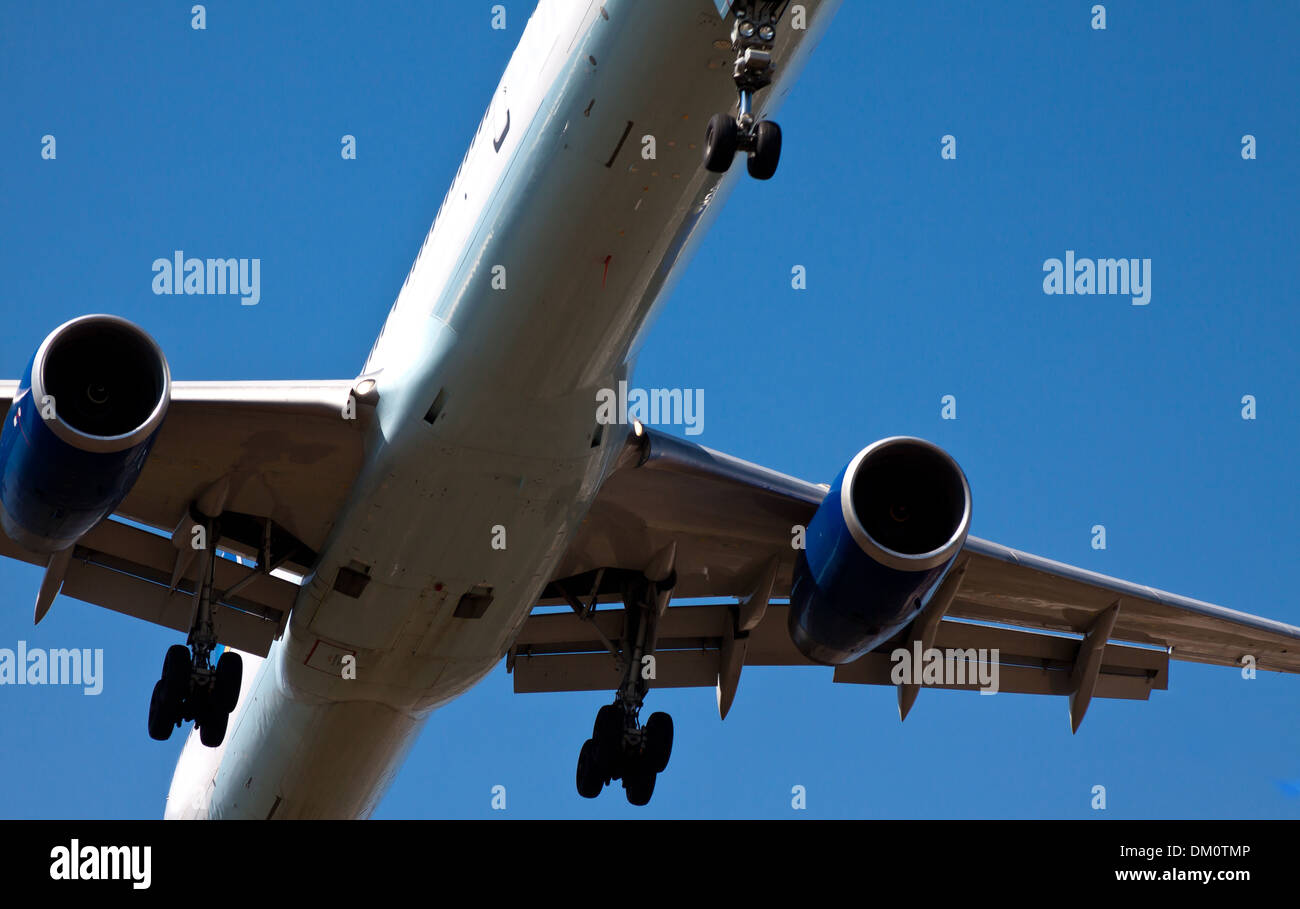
[0,380,366,655]
[512,426,1300,724]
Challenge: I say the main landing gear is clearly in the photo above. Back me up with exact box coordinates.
[573,556,677,806]
[703,3,788,180]
[576,701,674,807]
[147,508,242,747]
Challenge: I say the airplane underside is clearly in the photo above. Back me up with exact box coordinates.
[162,1,836,818]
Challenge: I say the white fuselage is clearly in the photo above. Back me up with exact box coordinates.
[165,0,838,819]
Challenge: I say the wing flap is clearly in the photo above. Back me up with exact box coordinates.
[509,603,1169,703]
[0,514,296,656]
[510,602,812,665]
[833,618,1168,701]
[59,555,277,656]
[513,650,720,694]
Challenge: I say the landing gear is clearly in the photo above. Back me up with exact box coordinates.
[198,701,229,748]
[147,682,172,741]
[145,510,243,747]
[747,119,782,180]
[622,753,656,807]
[575,700,676,806]
[571,556,677,805]
[703,3,789,180]
[704,113,739,173]
[146,638,243,747]
[147,646,242,746]
[644,710,673,774]
[576,739,604,799]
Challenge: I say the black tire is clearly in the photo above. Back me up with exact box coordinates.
[704,113,739,173]
[645,711,673,774]
[185,680,209,724]
[160,644,191,714]
[623,757,656,807]
[592,704,623,778]
[214,650,243,714]
[592,703,621,742]
[747,119,782,180]
[576,739,603,799]
[147,680,174,741]
[199,707,228,748]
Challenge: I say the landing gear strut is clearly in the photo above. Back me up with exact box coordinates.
[703,2,788,180]
[147,509,243,747]
[574,558,677,806]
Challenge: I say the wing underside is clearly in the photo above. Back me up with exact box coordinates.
[511,427,1300,723]
[0,380,367,655]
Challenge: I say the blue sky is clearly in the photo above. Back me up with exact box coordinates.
[0,1,1297,818]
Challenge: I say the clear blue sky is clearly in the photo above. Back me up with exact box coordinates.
[0,1,1297,819]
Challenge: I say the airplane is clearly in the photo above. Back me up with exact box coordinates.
[1,0,1298,819]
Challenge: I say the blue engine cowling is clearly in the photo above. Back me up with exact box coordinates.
[0,315,171,553]
[788,437,972,665]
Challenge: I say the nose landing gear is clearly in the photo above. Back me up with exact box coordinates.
[703,2,789,180]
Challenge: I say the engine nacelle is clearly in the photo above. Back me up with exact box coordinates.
[0,315,171,553]
[788,437,971,665]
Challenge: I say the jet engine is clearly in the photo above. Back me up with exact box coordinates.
[0,315,171,552]
[788,437,971,664]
